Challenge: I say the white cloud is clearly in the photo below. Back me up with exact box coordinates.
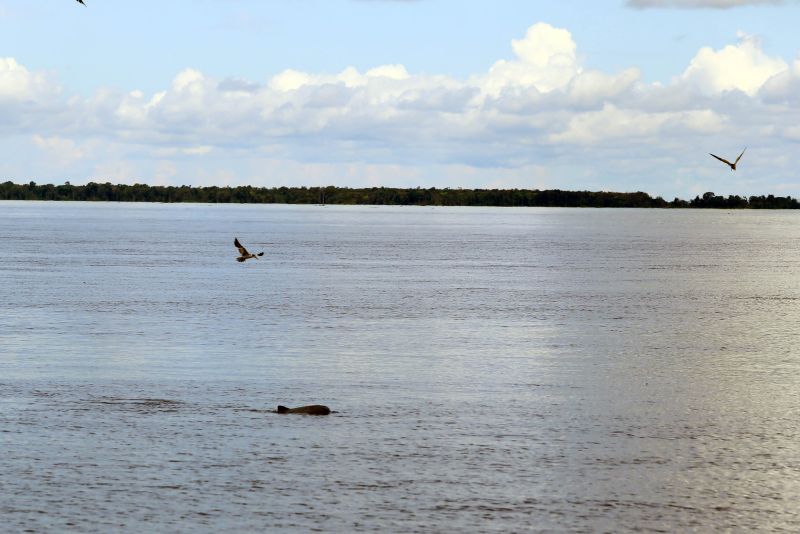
[268,64,409,93]
[480,23,581,96]
[0,58,62,130]
[759,57,800,103]
[678,32,788,95]
[365,64,410,80]
[269,69,314,92]
[566,68,641,107]
[32,135,88,169]
[183,145,213,155]
[550,104,725,144]
[2,23,800,197]
[0,58,36,99]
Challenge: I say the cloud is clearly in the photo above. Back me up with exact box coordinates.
[759,59,800,104]
[2,22,800,197]
[480,23,581,96]
[678,32,788,95]
[32,135,87,168]
[0,57,60,102]
[550,104,725,144]
[627,0,787,8]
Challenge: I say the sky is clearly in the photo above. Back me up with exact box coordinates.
[2,0,800,198]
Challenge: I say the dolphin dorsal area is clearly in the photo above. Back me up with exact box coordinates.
[275,405,331,415]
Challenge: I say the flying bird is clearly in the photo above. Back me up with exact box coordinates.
[76,0,86,5]
[709,148,746,171]
[234,238,264,262]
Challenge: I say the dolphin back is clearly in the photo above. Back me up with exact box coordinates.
[276,404,331,415]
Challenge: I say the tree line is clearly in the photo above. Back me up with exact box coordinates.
[1,181,798,209]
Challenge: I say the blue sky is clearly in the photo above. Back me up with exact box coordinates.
[2,0,800,198]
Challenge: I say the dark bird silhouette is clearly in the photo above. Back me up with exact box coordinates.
[76,0,86,5]
[710,148,746,171]
[234,238,264,262]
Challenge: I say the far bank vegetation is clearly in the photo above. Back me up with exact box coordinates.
[1,181,798,209]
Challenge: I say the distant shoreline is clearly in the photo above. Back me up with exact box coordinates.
[2,181,798,209]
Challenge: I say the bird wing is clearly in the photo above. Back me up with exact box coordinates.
[234,238,249,256]
[709,153,732,166]
[734,147,746,165]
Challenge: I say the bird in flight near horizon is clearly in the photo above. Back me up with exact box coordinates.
[234,238,264,262]
[710,148,746,171]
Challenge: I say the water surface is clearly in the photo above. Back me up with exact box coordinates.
[2,202,799,531]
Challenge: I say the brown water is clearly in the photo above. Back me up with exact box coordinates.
[1,202,799,532]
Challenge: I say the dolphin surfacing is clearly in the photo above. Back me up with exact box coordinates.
[276,404,331,415]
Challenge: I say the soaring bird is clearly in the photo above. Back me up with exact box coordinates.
[710,148,746,171]
[234,238,264,262]
[76,0,86,5]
